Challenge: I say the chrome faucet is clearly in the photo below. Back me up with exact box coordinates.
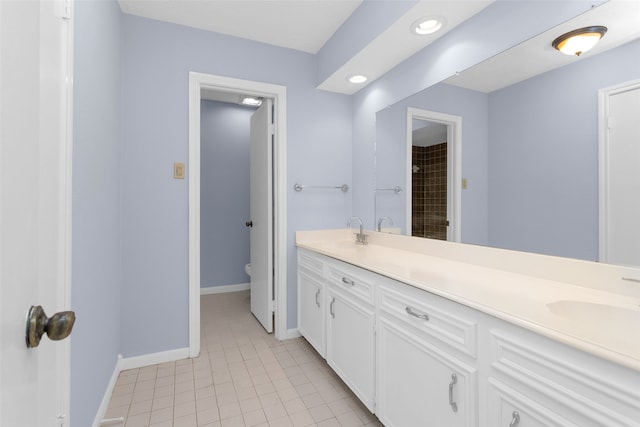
[377,216,394,232]
[347,216,367,245]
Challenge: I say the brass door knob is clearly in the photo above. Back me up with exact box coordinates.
[26,305,76,348]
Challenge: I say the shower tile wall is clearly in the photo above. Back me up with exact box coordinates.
[412,143,447,240]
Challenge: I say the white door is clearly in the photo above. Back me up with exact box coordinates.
[600,82,640,266]
[249,99,274,332]
[1,0,73,425]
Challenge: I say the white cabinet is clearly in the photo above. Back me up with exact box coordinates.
[297,249,326,356]
[325,261,376,411]
[296,247,640,427]
[488,328,640,427]
[376,280,478,427]
[326,289,375,410]
[297,269,325,356]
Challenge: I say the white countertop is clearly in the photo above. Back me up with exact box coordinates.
[296,229,640,371]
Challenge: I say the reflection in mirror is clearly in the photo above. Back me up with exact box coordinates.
[407,109,461,242]
[374,1,640,266]
[411,119,448,240]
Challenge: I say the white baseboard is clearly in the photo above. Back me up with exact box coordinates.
[200,283,250,295]
[118,347,190,371]
[285,328,301,339]
[92,348,190,427]
[92,355,123,427]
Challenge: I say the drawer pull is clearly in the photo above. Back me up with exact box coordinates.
[448,373,458,412]
[341,277,355,286]
[405,306,429,320]
[330,297,336,318]
[509,411,520,427]
[315,289,320,307]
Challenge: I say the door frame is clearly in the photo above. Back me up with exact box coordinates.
[405,107,461,242]
[188,72,288,357]
[598,78,640,263]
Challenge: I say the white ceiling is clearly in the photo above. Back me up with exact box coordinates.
[117,0,493,94]
[444,0,640,93]
[118,0,363,54]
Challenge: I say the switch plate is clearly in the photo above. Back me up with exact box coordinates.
[174,162,185,179]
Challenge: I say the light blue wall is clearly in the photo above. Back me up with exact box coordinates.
[487,38,640,260]
[120,14,353,356]
[71,0,122,425]
[375,83,489,245]
[200,101,252,288]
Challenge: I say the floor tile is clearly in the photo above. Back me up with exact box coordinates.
[104,291,381,427]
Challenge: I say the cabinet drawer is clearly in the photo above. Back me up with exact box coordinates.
[378,281,477,358]
[488,378,578,427]
[490,329,640,426]
[298,248,324,277]
[326,261,375,305]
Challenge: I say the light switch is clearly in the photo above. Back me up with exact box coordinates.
[174,162,185,179]
[462,178,467,189]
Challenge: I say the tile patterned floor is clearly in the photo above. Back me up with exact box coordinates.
[103,291,383,427]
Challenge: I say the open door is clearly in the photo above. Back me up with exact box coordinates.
[1,0,73,425]
[249,99,274,332]
[599,81,640,266]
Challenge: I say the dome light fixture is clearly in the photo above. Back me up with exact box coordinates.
[552,26,607,56]
[347,74,368,84]
[412,16,446,35]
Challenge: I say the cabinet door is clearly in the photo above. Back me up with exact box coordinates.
[326,289,375,411]
[297,269,325,356]
[377,318,477,427]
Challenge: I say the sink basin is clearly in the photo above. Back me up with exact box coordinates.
[546,300,640,328]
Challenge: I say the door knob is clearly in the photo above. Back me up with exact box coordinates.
[26,305,76,348]
[245,220,253,228]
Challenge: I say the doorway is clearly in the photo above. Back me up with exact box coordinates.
[598,78,640,266]
[406,108,461,242]
[188,73,288,358]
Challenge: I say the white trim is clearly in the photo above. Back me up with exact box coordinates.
[285,328,302,340]
[118,348,190,371]
[189,72,288,359]
[59,1,74,425]
[405,108,461,242]
[91,356,121,427]
[598,78,640,263]
[92,348,190,427]
[200,283,250,295]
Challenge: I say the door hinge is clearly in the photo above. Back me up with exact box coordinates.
[58,0,72,19]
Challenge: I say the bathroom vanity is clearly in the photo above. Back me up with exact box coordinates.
[296,229,640,427]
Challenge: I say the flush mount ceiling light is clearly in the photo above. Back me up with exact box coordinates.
[411,16,446,35]
[347,74,368,84]
[241,96,262,106]
[552,26,607,56]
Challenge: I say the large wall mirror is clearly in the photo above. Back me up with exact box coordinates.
[374,1,640,267]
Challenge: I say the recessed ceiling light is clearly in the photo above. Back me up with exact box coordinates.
[412,16,446,35]
[347,75,368,84]
[241,97,262,106]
